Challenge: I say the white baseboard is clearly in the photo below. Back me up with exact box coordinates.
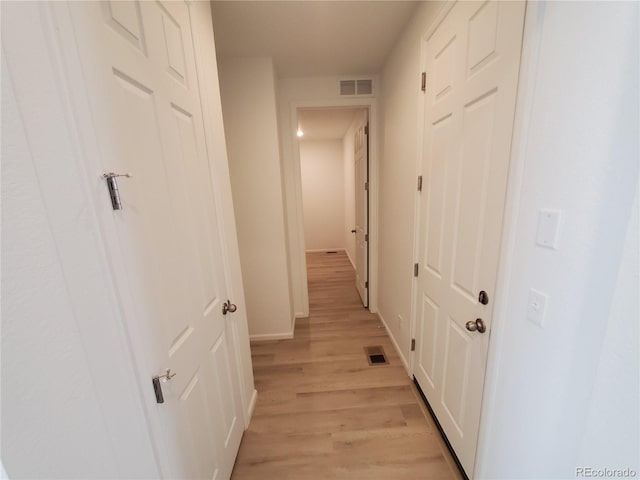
[245,388,258,429]
[305,248,345,253]
[249,331,294,342]
[344,248,356,269]
[295,311,309,319]
[377,311,410,375]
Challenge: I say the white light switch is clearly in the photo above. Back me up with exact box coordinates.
[527,288,548,327]
[536,209,561,249]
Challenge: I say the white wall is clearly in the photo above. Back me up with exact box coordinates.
[577,188,638,472]
[476,2,639,478]
[218,57,294,339]
[278,76,379,317]
[377,1,444,364]
[300,139,345,251]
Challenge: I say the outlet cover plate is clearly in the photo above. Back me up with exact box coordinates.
[527,288,548,327]
[536,209,561,249]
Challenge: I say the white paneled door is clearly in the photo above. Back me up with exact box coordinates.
[354,117,369,307]
[413,1,525,476]
[65,2,243,478]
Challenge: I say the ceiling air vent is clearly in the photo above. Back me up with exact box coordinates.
[357,79,373,95]
[340,80,356,96]
[339,78,373,96]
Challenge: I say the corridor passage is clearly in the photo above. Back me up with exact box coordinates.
[231,252,461,479]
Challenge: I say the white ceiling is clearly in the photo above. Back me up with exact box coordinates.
[297,108,364,140]
[211,1,420,78]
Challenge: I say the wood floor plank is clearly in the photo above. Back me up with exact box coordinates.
[231,251,462,480]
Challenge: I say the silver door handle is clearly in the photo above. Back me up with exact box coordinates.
[465,318,486,333]
[222,300,237,315]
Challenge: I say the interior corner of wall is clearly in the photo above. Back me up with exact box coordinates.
[377,311,409,374]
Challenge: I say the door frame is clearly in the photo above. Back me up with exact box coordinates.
[409,1,540,477]
[289,99,378,314]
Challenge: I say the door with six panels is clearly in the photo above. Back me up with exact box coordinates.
[67,1,244,478]
[413,1,525,476]
[354,116,369,307]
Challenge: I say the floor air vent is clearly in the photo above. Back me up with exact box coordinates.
[364,345,389,366]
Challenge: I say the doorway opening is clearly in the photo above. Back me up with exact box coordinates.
[296,106,370,308]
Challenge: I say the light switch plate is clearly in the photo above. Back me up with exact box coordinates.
[527,288,548,327]
[536,209,561,249]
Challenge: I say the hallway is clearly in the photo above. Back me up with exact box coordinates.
[231,252,461,479]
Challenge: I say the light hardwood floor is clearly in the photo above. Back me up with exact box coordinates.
[231,251,463,479]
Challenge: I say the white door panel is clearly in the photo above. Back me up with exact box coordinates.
[354,118,369,306]
[67,1,244,477]
[413,1,525,476]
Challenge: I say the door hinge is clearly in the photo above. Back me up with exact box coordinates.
[364,125,369,135]
[417,175,423,192]
[102,172,132,211]
[364,181,369,191]
[411,338,416,351]
[421,72,426,92]
[414,263,419,277]
[365,233,369,242]
[365,281,369,288]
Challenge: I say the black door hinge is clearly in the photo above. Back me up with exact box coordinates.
[421,72,426,92]
[411,339,416,351]
[414,263,419,277]
[417,175,423,192]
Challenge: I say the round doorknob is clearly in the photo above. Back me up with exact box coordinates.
[466,318,486,333]
[222,300,237,315]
